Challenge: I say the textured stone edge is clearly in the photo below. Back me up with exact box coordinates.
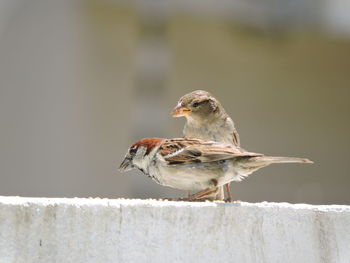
[1,196,349,212]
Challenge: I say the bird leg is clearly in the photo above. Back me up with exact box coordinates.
[187,190,192,199]
[215,186,225,200]
[189,187,219,201]
[224,183,232,202]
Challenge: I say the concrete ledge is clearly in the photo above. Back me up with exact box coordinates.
[0,196,349,263]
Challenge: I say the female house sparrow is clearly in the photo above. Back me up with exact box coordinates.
[119,137,312,200]
[171,90,240,200]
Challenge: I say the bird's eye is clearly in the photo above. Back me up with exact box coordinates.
[192,102,200,108]
[129,147,137,155]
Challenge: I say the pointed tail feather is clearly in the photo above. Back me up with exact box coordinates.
[255,156,313,164]
[235,155,313,177]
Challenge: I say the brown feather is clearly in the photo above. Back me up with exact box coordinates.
[232,128,240,147]
[158,138,261,165]
[132,138,165,154]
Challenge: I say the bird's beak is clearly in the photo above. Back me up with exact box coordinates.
[171,103,191,117]
[118,157,133,172]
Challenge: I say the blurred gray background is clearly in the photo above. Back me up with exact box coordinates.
[0,0,349,204]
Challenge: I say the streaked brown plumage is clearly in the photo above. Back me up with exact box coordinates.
[119,138,313,200]
[171,90,240,200]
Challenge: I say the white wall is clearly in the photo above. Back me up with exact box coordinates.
[0,196,349,263]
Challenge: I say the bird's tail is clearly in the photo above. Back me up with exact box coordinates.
[235,155,313,178]
[253,156,313,165]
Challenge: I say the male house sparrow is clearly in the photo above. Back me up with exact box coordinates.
[171,90,240,200]
[119,138,312,200]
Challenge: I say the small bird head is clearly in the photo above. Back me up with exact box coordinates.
[171,90,221,120]
[119,138,164,172]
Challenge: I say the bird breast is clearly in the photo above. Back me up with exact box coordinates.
[184,118,234,145]
[150,159,241,191]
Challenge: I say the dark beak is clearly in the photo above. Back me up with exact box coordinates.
[118,157,133,172]
[171,103,191,117]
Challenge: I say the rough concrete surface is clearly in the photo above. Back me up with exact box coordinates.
[0,196,349,263]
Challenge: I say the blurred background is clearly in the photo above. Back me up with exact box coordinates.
[0,0,349,205]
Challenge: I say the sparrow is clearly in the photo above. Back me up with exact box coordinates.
[171,90,240,200]
[119,137,312,200]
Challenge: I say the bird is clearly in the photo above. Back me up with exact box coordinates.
[171,90,240,201]
[119,137,312,200]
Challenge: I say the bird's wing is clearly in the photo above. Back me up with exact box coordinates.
[158,138,261,165]
[232,127,240,147]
